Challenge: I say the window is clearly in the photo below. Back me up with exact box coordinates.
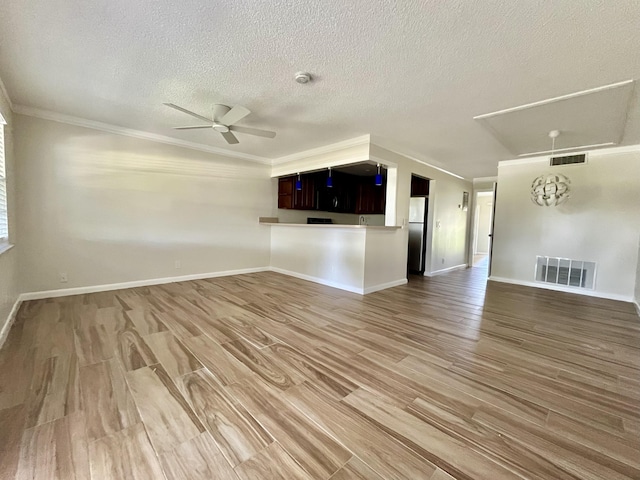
[0,119,7,243]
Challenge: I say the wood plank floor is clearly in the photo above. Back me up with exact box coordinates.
[1,265,639,479]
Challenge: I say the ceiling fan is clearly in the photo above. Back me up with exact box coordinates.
[164,103,276,144]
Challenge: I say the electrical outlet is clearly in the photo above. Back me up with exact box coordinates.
[174,260,181,269]
[441,258,445,264]
[59,272,68,283]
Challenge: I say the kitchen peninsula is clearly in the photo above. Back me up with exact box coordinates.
[260,218,406,295]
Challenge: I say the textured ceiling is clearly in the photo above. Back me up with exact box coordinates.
[0,0,639,178]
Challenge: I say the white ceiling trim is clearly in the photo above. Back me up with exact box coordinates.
[498,144,640,167]
[370,140,466,181]
[473,79,634,119]
[12,105,272,164]
[271,135,371,165]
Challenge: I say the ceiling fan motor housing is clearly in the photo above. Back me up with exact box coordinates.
[213,124,230,133]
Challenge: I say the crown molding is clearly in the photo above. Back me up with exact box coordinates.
[498,143,640,167]
[370,137,466,180]
[0,74,13,112]
[271,135,371,165]
[12,105,272,164]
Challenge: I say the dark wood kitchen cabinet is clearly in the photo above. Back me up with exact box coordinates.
[355,177,386,214]
[293,175,316,210]
[277,176,294,209]
[278,175,315,210]
[411,175,430,196]
[278,171,385,214]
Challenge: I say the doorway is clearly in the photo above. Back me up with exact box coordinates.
[472,192,493,268]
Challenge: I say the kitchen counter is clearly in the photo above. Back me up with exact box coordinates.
[259,221,401,230]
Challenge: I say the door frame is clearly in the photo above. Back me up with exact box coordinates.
[468,183,497,271]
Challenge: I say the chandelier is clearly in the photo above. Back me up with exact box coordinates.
[530,130,571,207]
[531,173,571,206]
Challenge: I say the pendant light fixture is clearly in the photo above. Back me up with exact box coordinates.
[295,173,302,191]
[375,164,383,186]
[530,130,571,207]
[326,167,333,188]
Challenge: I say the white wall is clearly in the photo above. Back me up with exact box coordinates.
[270,226,367,293]
[276,208,385,226]
[491,149,640,300]
[363,228,407,291]
[0,86,20,344]
[369,145,472,275]
[269,225,407,294]
[15,115,274,293]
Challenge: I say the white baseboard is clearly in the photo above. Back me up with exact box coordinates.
[269,267,407,295]
[488,276,633,303]
[18,265,407,304]
[269,267,364,294]
[363,278,408,294]
[0,297,23,350]
[634,300,640,317]
[19,267,271,301]
[425,264,468,277]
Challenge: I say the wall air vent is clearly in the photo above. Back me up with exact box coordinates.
[535,256,595,289]
[550,154,587,166]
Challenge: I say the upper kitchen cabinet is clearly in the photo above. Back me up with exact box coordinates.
[316,170,357,213]
[411,175,430,196]
[278,174,316,210]
[277,166,386,214]
[277,176,294,209]
[355,177,386,214]
[293,175,316,210]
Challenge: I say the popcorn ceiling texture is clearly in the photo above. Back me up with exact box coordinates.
[0,0,639,178]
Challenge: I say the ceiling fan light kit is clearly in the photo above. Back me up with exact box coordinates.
[164,103,276,144]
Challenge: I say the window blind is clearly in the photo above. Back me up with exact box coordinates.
[0,123,8,240]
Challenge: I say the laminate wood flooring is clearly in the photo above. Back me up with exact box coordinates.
[1,266,639,479]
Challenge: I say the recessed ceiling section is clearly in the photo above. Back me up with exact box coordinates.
[474,80,635,157]
[334,161,384,177]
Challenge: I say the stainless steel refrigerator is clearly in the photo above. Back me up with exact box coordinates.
[408,197,428,273]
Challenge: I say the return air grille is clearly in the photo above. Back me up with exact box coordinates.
[550,154,587,166]
[535,256,595,289]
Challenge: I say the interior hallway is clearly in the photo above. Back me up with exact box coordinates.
[1,268,638,479]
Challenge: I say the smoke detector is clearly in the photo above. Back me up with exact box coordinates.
[294,72,312,84]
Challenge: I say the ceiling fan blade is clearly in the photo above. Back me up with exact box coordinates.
[173,125,213,130]
[229,125,276,138]
[221,131,239,144]
[220,105,251,126]
[164,103,212,123]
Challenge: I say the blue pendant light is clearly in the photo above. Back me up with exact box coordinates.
[375,163,383,186]
[295,173,302,190]
[326,167,333,188]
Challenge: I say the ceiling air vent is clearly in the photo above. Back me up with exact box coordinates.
[550,153,587,166]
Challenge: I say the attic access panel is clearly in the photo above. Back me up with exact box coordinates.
[474,80,634,156]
